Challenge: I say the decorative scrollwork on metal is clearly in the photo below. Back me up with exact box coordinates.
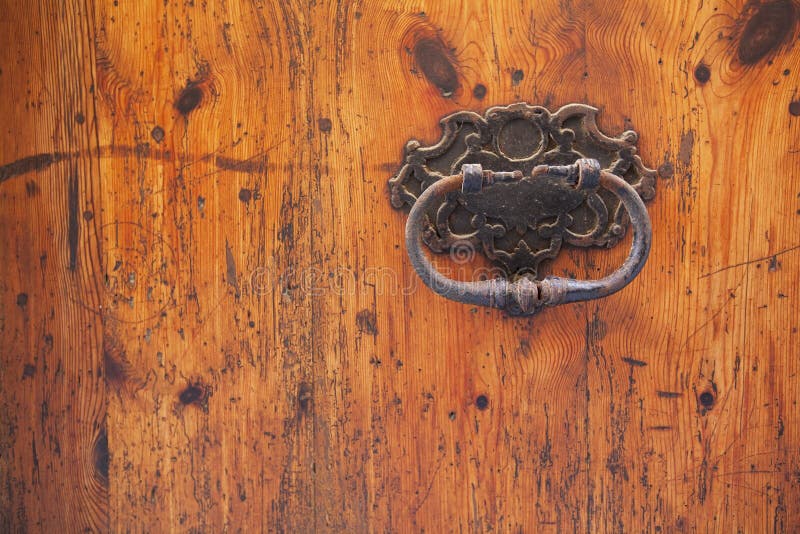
[388,103,657,279]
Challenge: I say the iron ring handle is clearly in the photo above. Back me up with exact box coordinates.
[404,158,652,315]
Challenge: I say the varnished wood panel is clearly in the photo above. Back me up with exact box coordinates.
[1,0,798,532]
[0,1,107,530]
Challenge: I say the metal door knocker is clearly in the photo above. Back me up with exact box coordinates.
[387,103,657,316]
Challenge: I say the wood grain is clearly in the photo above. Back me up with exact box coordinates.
[1,0,798,531]
[0,1,107,530]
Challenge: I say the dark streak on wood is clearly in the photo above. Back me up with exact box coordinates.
[621,356,647,367]
[656,390,682,398]
[0,148,274,187]
[225,240,240,298]
[216,155,266,174]
[678,130,694,166]
[0,152,71,184]
[67,172,79,271]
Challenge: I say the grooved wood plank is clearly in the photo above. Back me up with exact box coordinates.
[92,1,316,530]
[0,0,107,531]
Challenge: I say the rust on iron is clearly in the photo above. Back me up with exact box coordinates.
[404,160,652,316]
[388,102,657,316]
[388,103,656,279]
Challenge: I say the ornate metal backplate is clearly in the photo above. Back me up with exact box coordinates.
[388,103,657,279]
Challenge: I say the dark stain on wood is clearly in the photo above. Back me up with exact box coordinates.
[605,448,628,479]
[93,426,109,484]
[511,69,524,86]
[103,332,131,388]
[67,173,79,271]
[657,390,682,398]
[74,112,85,124]
[694,63,711,84]
[413,38,460,97]
[0,148,272,188]
[16,292,28,308]
[473,83,487,99]
[355,308,378,336]
[0,152,70,184]
[103,145,172,162]
[768,255,781,271]
[278,222,293,246]
[25,180,39,196]
[31,436,39,482]
[297,382,312,414]
[22,364,36,378]
[216,155,266,174]
[737,0,797,65]
[103,350,126,386]
[789,100,800,116]
[179,382,211,408]
[238,188,252,203]
[175,82,203,115]
[475,394,489,410]
[318,117,332,133]
[658,161,675,179]
[678,130,694,166]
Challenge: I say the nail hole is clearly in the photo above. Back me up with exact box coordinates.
[694,63,711,84]
[698,391,715,408]
[475,395,489,410]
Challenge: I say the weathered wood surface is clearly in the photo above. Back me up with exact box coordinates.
[1,0,799,531]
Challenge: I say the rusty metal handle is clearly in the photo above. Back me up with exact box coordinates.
[405,159,652,316]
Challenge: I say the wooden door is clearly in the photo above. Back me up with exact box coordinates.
[1,1,798,531]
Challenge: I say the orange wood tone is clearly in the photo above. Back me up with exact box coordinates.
[1,1,799,531]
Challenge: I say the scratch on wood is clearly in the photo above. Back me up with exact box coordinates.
[225,240,240,298]
[67,172,79,271]
[699,243,800,278]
